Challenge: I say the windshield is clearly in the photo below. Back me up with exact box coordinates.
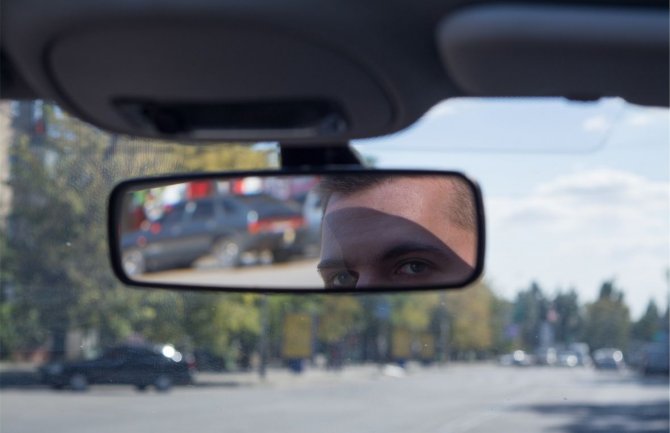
[1,98,668,433]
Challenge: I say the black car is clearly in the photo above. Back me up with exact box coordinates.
[121,193,305,275]
[39,345,193,391]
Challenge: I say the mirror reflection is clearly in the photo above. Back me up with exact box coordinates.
[116,173,480,290]
[319,175,477,288]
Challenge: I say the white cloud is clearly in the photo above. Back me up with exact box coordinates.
[624,109,668,128]
[627,113,654,127]
[491,169,667,227]
[582,115,611,133]
[485,168,669,318]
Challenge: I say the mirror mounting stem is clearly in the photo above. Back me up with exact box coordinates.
[279,142,363,169]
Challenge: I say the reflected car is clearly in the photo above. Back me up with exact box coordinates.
[39,344,193,391]
[121,193,305,275]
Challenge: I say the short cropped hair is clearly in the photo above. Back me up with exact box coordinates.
[318,174,476,231]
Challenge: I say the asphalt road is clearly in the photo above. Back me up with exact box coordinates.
[2,364,668,433]
[136,258,323,288]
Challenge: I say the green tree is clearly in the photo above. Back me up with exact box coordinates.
[512,281,548,349]
[553,289,582,345]
[0,301,45,359]
[357,295,391,362]
[3,101,275,359]
[181,145,272,172]
[583,280,631,351]
[183,293,260,364]
[632,299,661,342]
[446,282,494,356]
[317,296,363,366]
[4,103,192,357]
[489,295,514,355]
[318,296,363,343]
[390,293,438,333]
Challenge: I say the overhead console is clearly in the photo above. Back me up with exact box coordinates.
[45,21,394,141]
[437,5,669,107]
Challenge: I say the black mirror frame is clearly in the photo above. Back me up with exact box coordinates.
[108,168,486,294]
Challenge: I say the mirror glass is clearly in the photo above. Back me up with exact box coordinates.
[113,172,483,291]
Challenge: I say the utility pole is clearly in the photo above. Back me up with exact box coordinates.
[373,296,391,364]
[439,291,449,365]
[258,295,269,380]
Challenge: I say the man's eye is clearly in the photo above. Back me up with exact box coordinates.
[329,271,358,288]
[396,261,430,275]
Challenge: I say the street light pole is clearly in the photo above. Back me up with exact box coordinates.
[439,291,449,365]
[259,295,268,380]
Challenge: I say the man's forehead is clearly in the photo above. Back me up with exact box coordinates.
[320,207,453,264]
[326,177,451,218]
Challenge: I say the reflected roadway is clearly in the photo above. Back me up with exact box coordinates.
[136,258,323,289]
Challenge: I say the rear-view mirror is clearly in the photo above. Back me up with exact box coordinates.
[109,169,485,292]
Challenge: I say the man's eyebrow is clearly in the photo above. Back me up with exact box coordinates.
[380,242,454,262]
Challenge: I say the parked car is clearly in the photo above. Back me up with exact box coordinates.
[121,193,305,275]
[557,350,579,368]
[640,342,670,376]
[39,344,193,391]
[499,350,534,367]
[593,348,626,371]
[534,347,558,366]
[568,343,592,367]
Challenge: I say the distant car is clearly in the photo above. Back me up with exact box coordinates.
[39,345,193,391]
[640,342,670,376]
[534,347,558,366]
[499,350,534,367]
[592,348,625,370]
[121,193,305,275]
[557,350,579,368]
[568,343,592,367]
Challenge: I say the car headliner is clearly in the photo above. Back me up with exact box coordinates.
[1,0,668,143]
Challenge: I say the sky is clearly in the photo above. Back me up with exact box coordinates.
[353,98,669,319]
